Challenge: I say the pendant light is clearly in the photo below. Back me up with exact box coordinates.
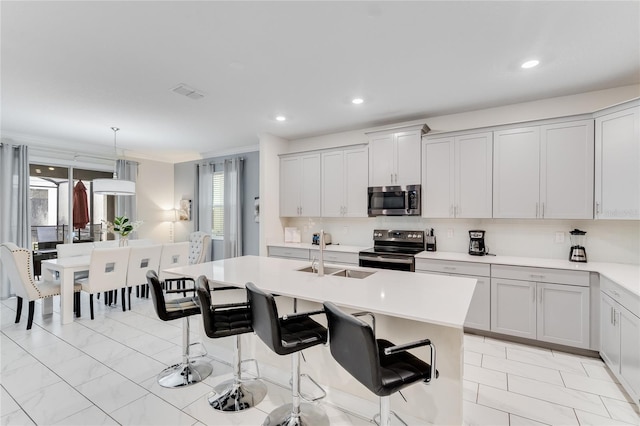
[93,127,136,196]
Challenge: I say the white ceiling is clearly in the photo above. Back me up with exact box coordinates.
[2,1,639,163]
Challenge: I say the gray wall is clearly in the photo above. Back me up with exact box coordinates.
[173,151,260,259]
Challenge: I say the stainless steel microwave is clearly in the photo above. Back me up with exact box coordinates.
[367,185,421,216]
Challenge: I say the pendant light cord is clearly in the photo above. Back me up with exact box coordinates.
[111,126,120,179]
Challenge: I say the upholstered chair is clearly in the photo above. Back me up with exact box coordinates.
[323,302,438,426]
[188,231,211,265]
[246,282,329,426]
[146,270,212,388]
[0,242,81,329]
[75,247,130,319]
[195,276,267,411]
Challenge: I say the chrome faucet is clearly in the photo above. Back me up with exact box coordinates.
[317,229,325,277]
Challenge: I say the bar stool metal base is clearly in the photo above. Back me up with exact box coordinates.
[208,379,267,411]
[262,402,329,426]
[157,359,212,388]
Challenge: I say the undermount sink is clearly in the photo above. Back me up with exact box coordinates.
[296,265,376,279]
[329,269,376,279]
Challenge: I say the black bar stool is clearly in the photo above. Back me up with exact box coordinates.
[194,276,267,411]
[146,270,213,388]
[246,282,329,426]
[323,302,438,426]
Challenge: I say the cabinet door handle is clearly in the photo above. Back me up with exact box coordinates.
[611,306,614,325]
[613,309,618,326]
[394,173,398,183]
[450,205,454,217]
[541,203,545,218]
[530,274,545,279]
[596,202,600,214]
[390,173,394,184]
[612,290,620,297]
[443,266,456,271]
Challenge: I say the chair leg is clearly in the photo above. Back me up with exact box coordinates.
[26,301,35,330]
[207,335,267,411]
[90,294,95,320]
[156,316,212,388]
[262,351,329,426]
[15,296,23,323]
[74,292,81,318]
[128,287,132,311]
[121,288,126,312]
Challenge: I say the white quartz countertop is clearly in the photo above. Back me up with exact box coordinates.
[415,251,640,296]
[164,255,476,329]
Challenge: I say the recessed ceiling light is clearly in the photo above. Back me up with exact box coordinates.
[521,59,540,69]
[35,168,41,174]
[48,167,55,170]
[352,98,364,105]
[275,115,286,122]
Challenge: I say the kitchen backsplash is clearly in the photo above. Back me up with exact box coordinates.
[283,217,640,265]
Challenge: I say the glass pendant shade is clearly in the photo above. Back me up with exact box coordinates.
[93,127,136,196]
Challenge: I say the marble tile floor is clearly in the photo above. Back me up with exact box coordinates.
[1,295,638,426]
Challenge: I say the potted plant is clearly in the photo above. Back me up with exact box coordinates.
[103,216,142,246]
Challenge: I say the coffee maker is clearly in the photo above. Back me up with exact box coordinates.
[569,229,587,263]
[468,230,486,256]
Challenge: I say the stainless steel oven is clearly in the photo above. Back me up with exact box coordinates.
[358,229,425,272]
[367,185,421,216]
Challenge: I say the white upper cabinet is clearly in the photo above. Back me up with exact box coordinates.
[423,132,492,218]
[322,147,368,217]
[493,126,541,218]
[595,103,640,220]
[493,119,594,219]
[367,124,427,187]
[540,120,594,219]
[280,152,321,217]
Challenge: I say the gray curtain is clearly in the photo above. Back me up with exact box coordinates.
[115,159,138,235]
[223,157,243,258]
[0,142,30,298]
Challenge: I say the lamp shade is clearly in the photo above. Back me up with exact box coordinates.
[93,178,136,196]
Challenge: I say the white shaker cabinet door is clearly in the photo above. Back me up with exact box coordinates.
[321,150,345,217]
[540,120,594,219]
[300,154,321,217]
[491,278,537,339]
[619,307,640,402]
[600,292,620,368]
[369,134,395,186]
[280,156,302,217]
[423,138,454,218]
[493,127,540,218]
[456,132,493,218]
[536,282,590,349]
[595,105,640,220]
[395,130,422,186]
[343,147,368,217]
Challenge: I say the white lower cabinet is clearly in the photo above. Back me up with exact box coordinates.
[415,259,490,331]
[267,246,310,260]
[491,266,590,349]
[600,278,640,406]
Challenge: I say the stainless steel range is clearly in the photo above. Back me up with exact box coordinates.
[359,229,425,272]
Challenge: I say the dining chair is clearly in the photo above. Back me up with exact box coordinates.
[188,232,211,264]
[0,242,81,329]
[125,244,162,310]
[75,247,130,319]
[56,242,95,258]
[127,239,154,247]
[158,241,190,293]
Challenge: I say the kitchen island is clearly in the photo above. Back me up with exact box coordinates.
[164,255,477,424]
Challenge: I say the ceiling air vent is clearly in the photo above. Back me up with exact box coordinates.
[171,83,205,100]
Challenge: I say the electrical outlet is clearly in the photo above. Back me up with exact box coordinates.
[555,232,565,243]
[447,228,454,238]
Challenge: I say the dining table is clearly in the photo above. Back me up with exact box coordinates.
[41,255,90,324]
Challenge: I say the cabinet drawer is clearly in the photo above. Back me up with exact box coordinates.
[601,276,640,318]
[491,265,589,286]
[415,259,490,277]
[268,246,310,260]
[311,250,359,265]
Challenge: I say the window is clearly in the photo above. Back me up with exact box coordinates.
[212,171,224,237]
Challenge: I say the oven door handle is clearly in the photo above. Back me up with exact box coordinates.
[359,254,414,264]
